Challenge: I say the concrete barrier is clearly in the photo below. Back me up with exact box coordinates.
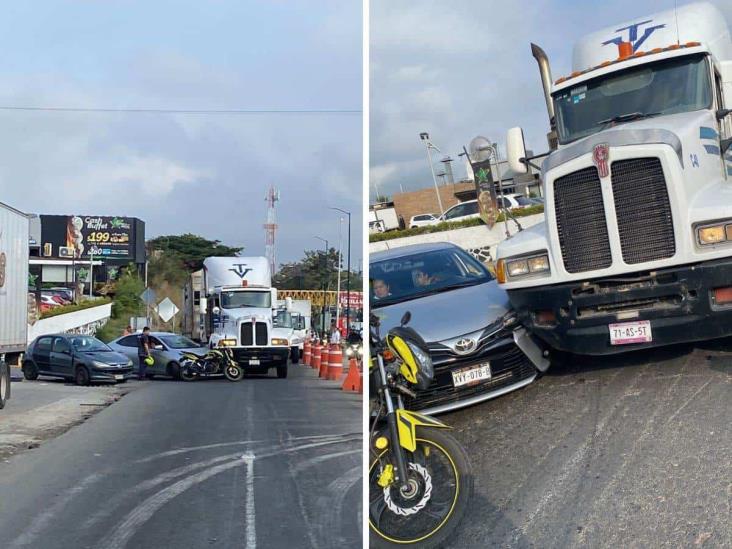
[27,303,113,343]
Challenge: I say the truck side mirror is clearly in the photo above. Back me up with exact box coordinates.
[715,108,732,121]
[200,297,208,314]
[507,127,528,174]
[722,137,732,155]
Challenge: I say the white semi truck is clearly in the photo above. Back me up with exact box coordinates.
[199,256,297,377]
[497,2,732,355]
[0,202,30,409]
[277,298,311,356]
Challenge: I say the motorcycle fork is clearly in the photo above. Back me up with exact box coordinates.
[378,354,410,491]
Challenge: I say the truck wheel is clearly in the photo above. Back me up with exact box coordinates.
[0,361,10,409]
[276,364,288,379]
[23,360,39,381]
[75,366,90,386]
[291,346,299,364]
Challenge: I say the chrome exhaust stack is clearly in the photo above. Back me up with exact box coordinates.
[531,43,558,149]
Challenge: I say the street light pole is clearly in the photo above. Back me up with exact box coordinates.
[314,236,329,338]
[420,132,445,216]
[329,207,351,336]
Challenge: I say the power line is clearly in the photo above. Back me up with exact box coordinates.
[0,106,361,115]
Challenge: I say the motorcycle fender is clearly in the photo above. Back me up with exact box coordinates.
[396,410,451,453]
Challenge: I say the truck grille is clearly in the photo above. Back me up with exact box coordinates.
[241,322,268,346]
[611,158,675,264]
[554,167,612,273]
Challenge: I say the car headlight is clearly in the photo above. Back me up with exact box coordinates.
[497,252,550,283]
[696,221,732,245]
[92,360,112,369]
[271,338,289,346]
[127,359,133,367]
[218,339,237,347]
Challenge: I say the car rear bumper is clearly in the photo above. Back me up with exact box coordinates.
[507,258,732,355]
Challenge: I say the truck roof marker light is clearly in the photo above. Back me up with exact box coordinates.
[685,41,701,47]
[617,41,633,60]
[241,280,248,287]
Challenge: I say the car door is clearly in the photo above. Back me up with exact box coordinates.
[51,337,74,378]
[115,335,141,367]
[147,336,167,374]
[443,203,467,221]
[32,336,54,374]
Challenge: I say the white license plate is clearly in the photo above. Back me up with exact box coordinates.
[609,320,652,345]
[451,363,491,387]
[249,359,260,365]
[114,374,124,380]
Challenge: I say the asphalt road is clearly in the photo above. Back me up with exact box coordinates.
[443,340,732,548]
[0,364,362,549]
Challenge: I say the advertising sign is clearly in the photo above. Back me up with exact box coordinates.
[338,291,363,309]
[65,215,132,258]
[472,158,498,229]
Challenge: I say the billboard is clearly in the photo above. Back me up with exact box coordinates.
[64,215,133,258]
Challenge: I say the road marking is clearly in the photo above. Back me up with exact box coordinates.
[665,378,713,426]
[9,473,103,548]
[243,453,256,549]
[292,449,361,474]
[314,465,362,549]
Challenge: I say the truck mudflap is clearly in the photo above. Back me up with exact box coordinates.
[231,347,289,370]
[508,258,732,355]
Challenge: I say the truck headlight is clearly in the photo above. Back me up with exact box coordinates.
[271,338,289,346]
[696,221,732,245]
[218,339,237,347]
[497,252,550,283]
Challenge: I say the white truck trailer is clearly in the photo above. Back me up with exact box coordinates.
[0,202,30,408]
[277,298,311,356]
[199,256,297,377]
[497,2,732,355]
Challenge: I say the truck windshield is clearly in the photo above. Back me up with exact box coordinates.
[221,291,271,309]
[273,310,293,329]
[553,54,711,144]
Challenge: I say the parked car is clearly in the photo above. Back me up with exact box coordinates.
[409,213,438,228]
[438,200,481,223]
[370,242,549,414]
[39,294,61,307]
[45,287,74,302]
[23,334,134,385]
[108,332,207,380]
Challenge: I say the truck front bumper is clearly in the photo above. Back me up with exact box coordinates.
[508,258,732,355]
[231,347,289,370]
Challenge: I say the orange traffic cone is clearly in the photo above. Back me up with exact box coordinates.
[327,345,344,381]
[312,343,321,371]
[303,340,311,367]
[341,357,362,393]
[319,345,330,378]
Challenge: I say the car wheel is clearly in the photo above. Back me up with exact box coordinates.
[23,360,39,381]
[75,366,90,386]
[0,361,10,410]
[167,361,182,380]
[276,364,288,379]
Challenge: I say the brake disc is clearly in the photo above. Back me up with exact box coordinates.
[383,463,432,516]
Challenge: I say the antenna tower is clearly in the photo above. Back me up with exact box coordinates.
[264,186,279,274]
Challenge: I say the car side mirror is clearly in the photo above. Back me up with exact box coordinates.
[400,311,411,326]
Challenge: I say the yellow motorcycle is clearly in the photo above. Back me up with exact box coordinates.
[179,347,244,382]
[369,312,473,548]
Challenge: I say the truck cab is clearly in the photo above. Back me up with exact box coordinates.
[497,2,732,355]
[201,257,291,377]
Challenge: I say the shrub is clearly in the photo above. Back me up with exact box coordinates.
[40,298,112,319]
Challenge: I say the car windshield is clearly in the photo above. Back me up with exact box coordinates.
[273,310,293,329]
[160,335,200,349]
[553,54,711,144]
[516,196,534,206]
[221,290,271,309]
[370,247,492,307]
[69,336,111,352]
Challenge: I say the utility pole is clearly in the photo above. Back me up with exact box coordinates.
[329,207,351,336]
[420,132,445,215]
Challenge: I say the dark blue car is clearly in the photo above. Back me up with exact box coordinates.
[23,334,134,385]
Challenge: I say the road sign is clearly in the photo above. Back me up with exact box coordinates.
[155,297,179,323]
[140,288,157,305]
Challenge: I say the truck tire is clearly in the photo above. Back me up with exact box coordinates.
[0,361,10,409]
[276,363,288,379]
[23,360,39,381]
[291,346,299,364]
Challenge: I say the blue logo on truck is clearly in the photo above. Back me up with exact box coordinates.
[228,263,252,279]
[602,19,666,52]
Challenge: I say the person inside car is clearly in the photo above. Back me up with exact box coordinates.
[372,278,391,300]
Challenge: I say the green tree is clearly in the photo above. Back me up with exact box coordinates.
[147,234,243,271]
[273,248,362,291]
[96,265,145,341]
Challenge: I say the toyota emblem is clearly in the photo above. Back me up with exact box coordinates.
[592,143,610,178]
[454,337,476,354]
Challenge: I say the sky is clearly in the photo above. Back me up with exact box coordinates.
[370,0,732,202]
[0,0,362,267]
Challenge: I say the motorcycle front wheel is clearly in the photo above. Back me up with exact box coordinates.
[369,427,473,549]
[179,364,198,382]
[224,363,244,381]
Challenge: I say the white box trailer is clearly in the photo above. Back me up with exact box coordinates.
[0,202,30,409]
[499,2,732,355]
[369,207,400,232]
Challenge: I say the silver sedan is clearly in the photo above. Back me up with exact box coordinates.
[108,332,207,380]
